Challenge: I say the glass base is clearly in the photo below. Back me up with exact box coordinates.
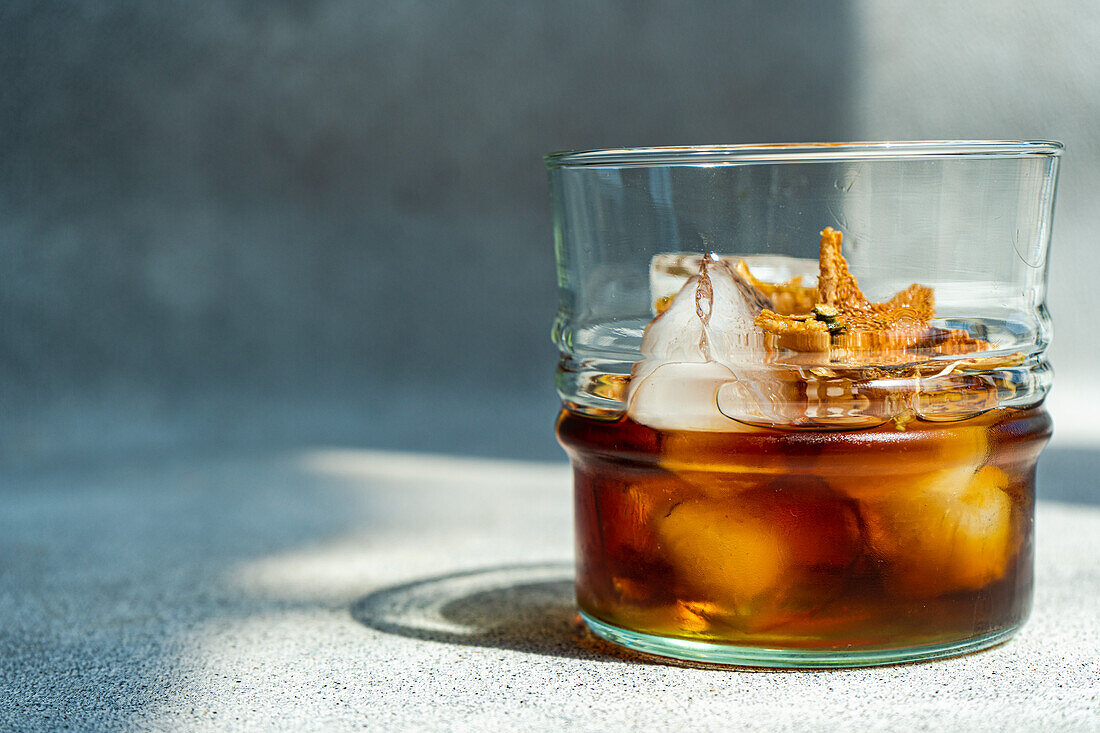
[580,611,1019,669]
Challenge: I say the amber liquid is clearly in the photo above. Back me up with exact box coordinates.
[558,407,1050,651]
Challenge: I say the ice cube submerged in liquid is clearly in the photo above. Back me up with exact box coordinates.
[559,228,1050,652]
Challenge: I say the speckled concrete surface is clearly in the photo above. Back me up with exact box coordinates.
[1,448,1098,731]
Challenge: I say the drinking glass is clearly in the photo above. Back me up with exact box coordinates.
[547,141,1061,667]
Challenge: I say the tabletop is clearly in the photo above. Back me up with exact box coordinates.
[2,445,1098,731]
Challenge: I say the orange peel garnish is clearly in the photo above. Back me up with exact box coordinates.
[755,309,831,352]
[754,228,994,360]
[818,227,935,330]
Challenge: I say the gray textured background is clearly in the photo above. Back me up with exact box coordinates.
[1,1,1098,470]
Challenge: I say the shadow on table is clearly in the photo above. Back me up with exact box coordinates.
[350,563,673,664]
[352,563,598,661]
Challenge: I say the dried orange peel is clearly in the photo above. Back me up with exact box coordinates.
[754,228,995,361]
[755,309,830,352]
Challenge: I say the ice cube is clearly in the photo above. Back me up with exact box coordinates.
[640,254,771,363]
[658,479,861,629]
[627,361,750,432]
[628,255,788,430]
[822,424,1015,597]
[914,373,1000,422]
[859,465,1016,598]
[714,375,800,427]
[769,374,892,430]
[660,499,785,604]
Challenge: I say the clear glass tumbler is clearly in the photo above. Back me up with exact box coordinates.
[547,142,1061,667]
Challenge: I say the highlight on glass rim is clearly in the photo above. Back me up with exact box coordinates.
[549,141,1062,667]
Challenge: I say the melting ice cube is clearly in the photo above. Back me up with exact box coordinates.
[657,480,862,627]
[826,425,1015,597]
[640,254,771,364]
[627,361,746,432]
[860,464,1015,598]
[628,254,787,430]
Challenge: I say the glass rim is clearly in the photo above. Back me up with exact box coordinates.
[544,140,1064,169]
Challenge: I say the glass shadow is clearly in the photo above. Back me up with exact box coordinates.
[350,563,626,662]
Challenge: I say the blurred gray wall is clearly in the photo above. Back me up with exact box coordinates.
[0,1,856,462]
[1,1,1096,464]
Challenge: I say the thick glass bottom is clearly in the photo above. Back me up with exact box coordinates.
[580,611,1019,669]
